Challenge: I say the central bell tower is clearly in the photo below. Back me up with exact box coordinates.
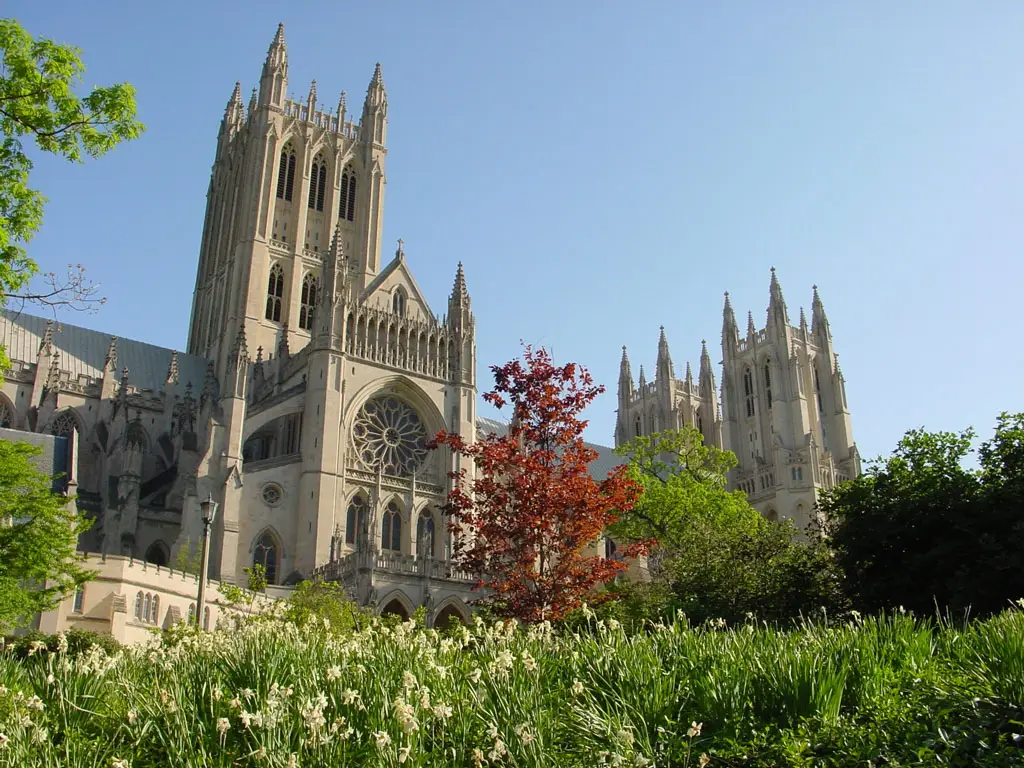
[186,24,388,384]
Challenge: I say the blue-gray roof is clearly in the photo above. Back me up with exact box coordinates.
[0,310,210,393]
[476,416,624,479]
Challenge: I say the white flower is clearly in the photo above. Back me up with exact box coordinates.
[0,733,7,749]
[341,689,360,705]
[488,739,508,760]
[607,618,621,631]
[111,759,130,768]
[213,686,223,701]
[687,721,703,739]
[571,679,585,696]
[217,717,230,736]
[521,652,538,672]
[326,665,342,681]
[515,723,536,746]
[615,728,635,747]
[402,671,417,689]
[468,668,482,684]
[471,748,485,767]
[432,702,453,720]
[398,745,412,763]
[242,687,255,699]
[126,710,138,724]
[56,632,69,654]
[373,730,392,749]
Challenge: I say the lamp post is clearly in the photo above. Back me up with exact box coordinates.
[196,493,218,628]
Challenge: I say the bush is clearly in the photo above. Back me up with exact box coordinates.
[2,627,121,659]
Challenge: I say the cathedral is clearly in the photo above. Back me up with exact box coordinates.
[614,272,861,529]
[0,24,860,631]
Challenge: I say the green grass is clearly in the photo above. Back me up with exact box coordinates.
[2,607,1024,767]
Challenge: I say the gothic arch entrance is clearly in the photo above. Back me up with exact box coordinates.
[380,598,410,621]
[433,603,468,630]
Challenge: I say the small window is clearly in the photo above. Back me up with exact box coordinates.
[299,273,318,330]
[605,538,618,559]
[150,595,160,624]
[743,367,755,418]
[253,531,279,585]
[346,495,367,546]
[73,585,85,613]
[417,513,435,558]
[764,361,772,409]
[382,501,402,552]
[277,148,296,202]
[143,593,152,623]
[634,415,641,437]
[188,603,196,624]
[339,166,357,222]
[262,483,283,506]
[392,290,406,316]
[266,264,285,322]
[134,592,143,620]
[308,155,327,212]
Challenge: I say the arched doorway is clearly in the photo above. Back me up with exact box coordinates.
[433,604,468,631]
[145,541,169,567]
[380,598,410,621]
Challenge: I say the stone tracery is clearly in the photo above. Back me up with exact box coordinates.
[350,395,427,478]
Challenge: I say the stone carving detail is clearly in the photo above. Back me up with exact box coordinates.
[351,396,427,478]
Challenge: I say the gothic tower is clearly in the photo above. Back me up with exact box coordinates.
[719,269,860,527]
[186,23,388,383]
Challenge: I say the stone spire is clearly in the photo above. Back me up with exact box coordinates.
[638,365,647,388]
[361,62,387,144]
[104,336,118,371]
[166,351,179,385]
[449,262,470,310]
[337,90,347,124]
[307,79,317,112]
[767,266,790,328]
[259,23,288,107]
[746,310,757,340]
[684,360,694,387]
[656,325,674,383]
[722,291,739,351]
[811,284,831,339]
[200,361,218,410]
[699,339,716,393]
[248,87,257,116]
[799,306,808,333]
[38,318,54,354]
[319,219,347,309]
[618,346,634,402]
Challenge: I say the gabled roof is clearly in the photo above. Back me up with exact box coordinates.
[360,251,434,316]
[0,310,210,393]
[475,416,624,479]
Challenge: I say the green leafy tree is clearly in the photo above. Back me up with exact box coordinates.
[821,413,1024,617]
[0,18,143,367]
[0,440,93,632]
[609,428,846,626]
[173,537,202,575]
[283,578,371,633]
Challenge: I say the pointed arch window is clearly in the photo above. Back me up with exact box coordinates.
[382,500,402,552]
[299,273,318,331]
[634,415,641,437]
[150,595,160,624]
[308,155,327,211]
[345,495,367,546]
[417,512,435,558]
[277,148,296,202]
[743,367,755,418]
[392,289,406,317]
[134,592,143,620]
[143,593,151,623]
[265,264,284,322]
[50,410,77,438]
[339,165,356,222]
[0,400,11,428]
[814,367,824,413]
[764,360,772,409]
[253,531,279,585]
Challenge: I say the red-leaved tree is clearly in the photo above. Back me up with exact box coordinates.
[431,346,641,622]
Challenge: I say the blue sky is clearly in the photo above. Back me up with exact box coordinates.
[8,1,1023,460]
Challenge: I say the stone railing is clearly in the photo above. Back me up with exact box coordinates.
[312,550,474,584]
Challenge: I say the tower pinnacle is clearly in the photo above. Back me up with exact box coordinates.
[259,23,288,107]
[767,266,790,327]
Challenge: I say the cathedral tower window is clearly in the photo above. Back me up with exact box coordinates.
[764,361,772,409]
[346,495,367,546]
[308,155,327,211]
[814,367,824,413]
[382,500,402,552]
[277,148,296,202]
[743,367,755,418]
[392,288,406,317]
[339,165,356,222]
[299,273,318,330]
[266,264,284,322]
[253,531,280,584]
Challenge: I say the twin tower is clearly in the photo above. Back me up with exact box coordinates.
[615,269,861,528]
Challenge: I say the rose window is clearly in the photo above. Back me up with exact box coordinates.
[351,396,427,477]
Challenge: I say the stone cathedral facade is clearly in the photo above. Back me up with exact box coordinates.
[615,269,861,529]
[0,25,862,637]
[0,25,481,628]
